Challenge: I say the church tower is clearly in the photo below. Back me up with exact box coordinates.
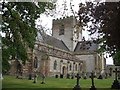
[52,16,82,51]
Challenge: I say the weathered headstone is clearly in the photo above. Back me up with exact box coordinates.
[83,73,87,79]
[55,75,58,78]
[33,74,37,83]
[41,74,45,84]
[109,68,112,77]
[73,73,81,90]
[16,62,23,79]
[60,74,63,78]
[90,72,96,90]
[16,75,23,79]
[94,71,97,78]
[66,73,70,79]
[71,73,74,79]
[118,73,120,79]
[111,68,120,89]
[105,73,108,79]
[28,74,32,80]
[81,72,84,78]
[118,68,120,79]
[97,74,103,79]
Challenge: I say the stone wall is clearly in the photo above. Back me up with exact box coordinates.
[49,56,82,77]
[76,54,95,73]
[52,16,82,51]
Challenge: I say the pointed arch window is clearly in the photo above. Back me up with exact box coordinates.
[53,60,57,70]
[75,64,77,71]
[34,57,38,68]
[59,24,65,35]
[60,60,63,63]
[80,63,83,71]
[69,63,72,71]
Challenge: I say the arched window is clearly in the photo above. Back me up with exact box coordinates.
[69,63,72,71]
[53,60,57,70]
[75,64,77,71]
[34,57,38,68]
[60,60,63,63]
[80,63,83,71]
[59,24,64,35]
[67,61,70,63]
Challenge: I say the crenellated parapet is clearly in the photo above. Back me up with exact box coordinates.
[52,16,76,26]
[53,16,74,21]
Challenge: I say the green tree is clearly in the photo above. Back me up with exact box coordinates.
[2,2,55,73]
[78,2,120,65]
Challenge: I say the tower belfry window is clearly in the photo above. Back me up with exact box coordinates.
[59,24,64,35]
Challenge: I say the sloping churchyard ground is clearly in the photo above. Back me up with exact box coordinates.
[2,75,119,89]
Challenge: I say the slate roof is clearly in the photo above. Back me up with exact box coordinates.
[74,41,98,53]
[39,32,70,51]
[37,31,98,53]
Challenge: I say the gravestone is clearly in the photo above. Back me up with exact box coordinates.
[81,72,85,78]
[55,75,58,78]
[73,73,81,90]
[97,74,103,79]
[94,71,97,78]
[83,73,87,79]
[71,73,74,79]
[16,62,23,79]
[16,75,23,79]
[66,73,70,79]
[111,68,120,89]
[71,76,74,79]
[118,68,120,79]
[28,74,32,80]
[90,72,96,90]
[60,74,63,78]
[33,74,37,83]
[105,73,108,79]
[41,74,45,84]
[109,68,112,77]
[118,73,120,79]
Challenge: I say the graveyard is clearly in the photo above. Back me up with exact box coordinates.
[2,75,120,89]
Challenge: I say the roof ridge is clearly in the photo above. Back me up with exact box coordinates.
[61,40,70,51]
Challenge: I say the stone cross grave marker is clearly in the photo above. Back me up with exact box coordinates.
[111,68,120,89]
[90,72,96,90]
[73,73,81,90]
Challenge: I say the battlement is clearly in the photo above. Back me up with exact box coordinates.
[53,16,77,25]
[53,16,74,21]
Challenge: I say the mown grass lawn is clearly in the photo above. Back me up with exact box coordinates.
[2,75,118,89]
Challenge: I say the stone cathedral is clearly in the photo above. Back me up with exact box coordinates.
[9,16,106,78]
